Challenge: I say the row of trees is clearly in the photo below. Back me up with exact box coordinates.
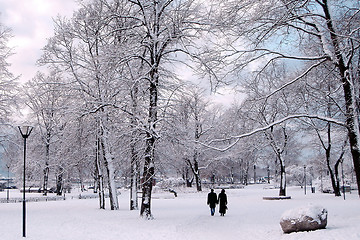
[0,0,359,218]
[212,0,360,197]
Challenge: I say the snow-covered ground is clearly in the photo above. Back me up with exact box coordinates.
[0,185,359,240]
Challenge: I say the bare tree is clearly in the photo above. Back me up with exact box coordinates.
[109,0,206,218]
[170,87,213,191]
[300,65,349,196]
[23,72,70,195]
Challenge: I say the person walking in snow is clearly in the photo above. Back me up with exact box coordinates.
[218,189,228,216]
[207,189,217,216]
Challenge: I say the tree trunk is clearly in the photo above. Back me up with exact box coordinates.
[95,136,105,209]
[140,134,155,219]
[325,141,341,196]
[97,174,105,209]
[327,162,341,197]
[182,165,193,187]
[334,160,341,197]
[140,70,158,219]
[78,170,85,192]
[193,118,202,192]
[100,126,119,210]
[129,70,140,211]
[186,179,193,188]
[98,113,119,210]
[244,162,249,185]
[264,128,287,196]
[192,149,202,192]
[43,154,49,195]
[56,168,63,196]
[279,157,286,196]
[194,160,202,192]
[130,142,139,210]
[43,138,50,196]
[186,158,202,191]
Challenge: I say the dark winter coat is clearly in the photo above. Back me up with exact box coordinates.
[218,190,227,214]
[207,191,218,208]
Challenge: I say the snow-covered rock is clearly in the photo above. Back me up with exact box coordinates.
[280,205,328,234]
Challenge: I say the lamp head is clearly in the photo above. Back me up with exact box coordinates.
[18,126,33,138]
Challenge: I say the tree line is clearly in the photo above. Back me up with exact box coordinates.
[0,0,359,218]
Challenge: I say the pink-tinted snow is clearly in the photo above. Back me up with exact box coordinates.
[0,185,359,240]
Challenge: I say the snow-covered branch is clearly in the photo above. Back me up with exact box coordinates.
[199,114,346,152]
[261,59,328,100]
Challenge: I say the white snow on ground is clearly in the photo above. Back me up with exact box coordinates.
[1,185,360,240]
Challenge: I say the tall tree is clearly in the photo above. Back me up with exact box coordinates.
[23,72,69,196]
[300,65,349,196]
[182,88,211,192]
[112,0,206,218]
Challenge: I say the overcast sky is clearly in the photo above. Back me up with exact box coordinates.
[0,0,242,107]
[0,0,79,83]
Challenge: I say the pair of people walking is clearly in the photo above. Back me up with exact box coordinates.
[207,189,227,216]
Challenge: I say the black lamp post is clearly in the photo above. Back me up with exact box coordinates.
[304,165,307,195]
[6,164,10,203]
[254,165,256,184]
[18,126,33,238]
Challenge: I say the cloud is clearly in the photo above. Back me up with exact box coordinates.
[0,0,78,83]
[208,86,246,107]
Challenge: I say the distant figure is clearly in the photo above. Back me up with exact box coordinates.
[207,189,218,216]
[218,189,228,216]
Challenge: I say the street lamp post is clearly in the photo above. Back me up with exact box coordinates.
[254,165,256,184]
[6,164,10,203]
[304,165,307,195]
[18,126,33,238]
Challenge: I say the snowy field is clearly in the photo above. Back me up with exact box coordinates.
[1,185,360,240]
